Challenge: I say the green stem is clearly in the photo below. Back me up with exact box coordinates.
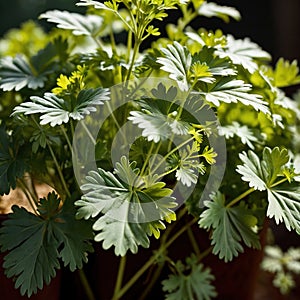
[152,136,195,174]
[270,177,288,188]
[139,262,165,300]
[198,246,213,262]
[78,269,96,300]
[47,141,71,198]
[114,216,196,299]
[187,226,201,257]
[125,40,140,83]
[17,178,39,215]
[112,256,127,300]
[81,122,96,145]
[140,142,155,178]
[60,125,73,151]
[226,187,255,208]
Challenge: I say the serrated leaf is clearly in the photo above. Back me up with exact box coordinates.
[0,192,93,296]
[0,125,28,195]
[236,147,289,191]
[128,91,191,142]
[75,156,177,256]
[12,88,110,126]
[197,1,241,23]
[40,10,103,36]
[200,78,270,113]
[236,147,300,234]
[0,55,47,91]
[162,254,217,300]
[77,0,133,32]
[192,47,237,77]
[157,41,192,91]
[270,58,300,88]
[199,192,260,262]
[267,187,300,234]
[219,121,259,150]
[216,35,271,73]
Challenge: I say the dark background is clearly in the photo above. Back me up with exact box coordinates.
[0,0,300,63]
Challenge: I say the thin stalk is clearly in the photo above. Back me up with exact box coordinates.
[112,256,127,300]
[140,142,155,178]
[187,226,201,257]
[151,136,195,174]
[198,246,213,262]
[139,262,165,300]
[17,179,39,215]
[60,125,73,151]
[270,177,288,188]
[78,269,96,300]
[47,141,71,198]
[81,122,96,145]
[113,216,197,299]
[125,40,141,83]
[226,187,255,208]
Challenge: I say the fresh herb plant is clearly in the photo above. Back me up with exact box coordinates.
[0,1,300,299]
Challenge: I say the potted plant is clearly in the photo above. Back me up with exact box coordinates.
[0,1,300,299]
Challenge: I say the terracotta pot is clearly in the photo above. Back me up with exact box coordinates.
[0,214,62,300]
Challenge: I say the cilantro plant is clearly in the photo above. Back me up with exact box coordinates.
[0,1,300,299]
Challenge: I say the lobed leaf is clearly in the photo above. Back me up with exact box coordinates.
[199,192,260,262]
[40,10,103,36]
[12,88,110,126]
[162,254,217,300]
[75,156,177,256]
[197,1,241,23]
[0,193,93,296]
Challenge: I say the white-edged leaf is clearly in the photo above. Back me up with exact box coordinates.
[0,55,47,91]
[267,188,300,234]
[75,156,177,255]
[39,10,103,36]
[201,78,270,113]
[157,41,192,91]
[197,1,241,22]
[236,148,300,234]
[216,35,271,73]
[76,0,133,32]
[219,121,259,150]
[12,88,110,126]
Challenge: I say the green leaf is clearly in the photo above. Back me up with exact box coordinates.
[237,147,300,234]
[39,10,103,37]
[12,88,110,126]
[0,192,93,297]
[199,192,260,262]
[167,141,209,187]
[216,35,271,73]
[236,147,289,191]
[0,125,28,195]
[197,1,241,23]
[162,254,217,300]
[157,41,192,91]
[270,58,300,88]
[128,86,191,142]
[0,55,47,91]
[200,78,270,114]
[75,156,177,256]
[219,122,259,150]
[192,47,236,77]
[267,187,300,234]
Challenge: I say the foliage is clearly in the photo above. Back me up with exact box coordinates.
[0,0,299,299]
[162,254,217,300]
